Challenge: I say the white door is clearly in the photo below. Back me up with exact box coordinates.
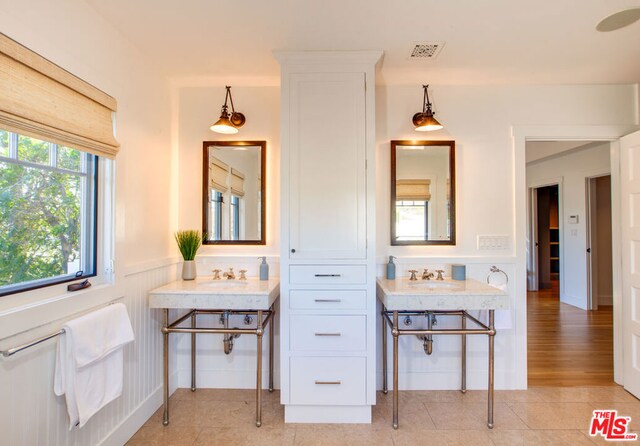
[288,72,367,260]
[622,130,640,397]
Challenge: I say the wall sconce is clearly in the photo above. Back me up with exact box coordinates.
[210,86,246,134]
[412,84,443,132]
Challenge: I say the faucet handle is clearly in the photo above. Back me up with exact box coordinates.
[408,269,418,281]
[212,269,221,280]
[435,269,445,280]
[239,269,247,280]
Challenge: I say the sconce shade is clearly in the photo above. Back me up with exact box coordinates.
[210,115,238,134]
[413,112,443,132]
[413,84,443,132]
[210,86,245,134]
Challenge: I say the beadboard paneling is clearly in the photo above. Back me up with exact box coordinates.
[0,263,178,446]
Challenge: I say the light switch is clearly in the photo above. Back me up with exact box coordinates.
[477,235,509,250]
[568,215,579,224]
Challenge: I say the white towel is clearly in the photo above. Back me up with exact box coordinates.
[493,283,512,330]
[54,303,134,429]
[475,283,512,330]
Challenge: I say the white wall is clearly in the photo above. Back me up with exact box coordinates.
[527,142,611,310]
[176,82,636,392]
[177,86,280,257]
[375,84,636,389]
[0,0,176,445]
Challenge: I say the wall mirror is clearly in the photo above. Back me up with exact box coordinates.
[391,140,455,245]
[202,141,266,245]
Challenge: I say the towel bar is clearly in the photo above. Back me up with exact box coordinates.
[0,300,120,358]
[0,329,65,358]
[486,265,508,285]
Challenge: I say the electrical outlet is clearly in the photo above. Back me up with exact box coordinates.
[477,235,509,250]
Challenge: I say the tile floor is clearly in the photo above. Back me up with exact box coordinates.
[127,386,640,445]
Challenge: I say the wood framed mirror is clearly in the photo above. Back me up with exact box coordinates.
[202,141,266,245]
[391,140,455,245]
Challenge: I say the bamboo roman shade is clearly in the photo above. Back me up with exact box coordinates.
[396,179,431,201]
[0,33,120,158]
[210,157,229,192]
[230,168,245,197]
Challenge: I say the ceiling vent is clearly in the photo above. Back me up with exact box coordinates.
[408,42,444,60]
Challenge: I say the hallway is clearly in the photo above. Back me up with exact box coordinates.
[528,282,614,387]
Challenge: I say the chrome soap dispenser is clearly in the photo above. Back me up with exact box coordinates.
[258,256,269,280]
[386,256,397,280]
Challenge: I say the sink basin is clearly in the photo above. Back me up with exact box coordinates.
[202,280,249,288]
[406,281,461,290]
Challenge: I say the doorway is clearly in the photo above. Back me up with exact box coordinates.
[534,185,560,291]
[525,140,614,386]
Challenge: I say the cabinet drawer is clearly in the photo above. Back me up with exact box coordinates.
[290,265,366,285]
[290,357,366,405]
[290,290,366,310]
[290,315,366,352]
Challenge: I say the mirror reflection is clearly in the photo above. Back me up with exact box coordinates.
[203,141,265,245]
[391,140,455,245]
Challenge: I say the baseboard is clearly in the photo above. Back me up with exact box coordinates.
[285,405,371,423]
[98,371,179,446]
[178,368,281,389]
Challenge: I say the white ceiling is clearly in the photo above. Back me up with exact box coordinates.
[84,0,640,86]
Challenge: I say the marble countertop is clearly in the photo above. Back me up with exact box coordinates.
[149,277,280,310]
[376,277,509,311]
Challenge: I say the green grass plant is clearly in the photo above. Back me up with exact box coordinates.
[174,230,202,261]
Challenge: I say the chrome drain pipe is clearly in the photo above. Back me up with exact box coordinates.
[220,312,241,355]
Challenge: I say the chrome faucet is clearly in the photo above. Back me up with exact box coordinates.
[223,268,235,280]
[422,268,435,280]
[408,270,418,281]
[212,269,221,280]
[435,269,445,281]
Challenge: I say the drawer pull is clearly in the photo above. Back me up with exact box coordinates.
[314,299,342,303]
[314,380,342,385]
[314,274,342,277]
[314,332,342,337]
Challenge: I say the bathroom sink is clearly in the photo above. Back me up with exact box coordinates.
[376,277,509,311]
[202,280,249,288]
[406,281,460,290]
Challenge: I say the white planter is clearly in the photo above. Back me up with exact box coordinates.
[182,260,197,280]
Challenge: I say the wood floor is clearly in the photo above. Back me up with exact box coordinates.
[527,281,614,387]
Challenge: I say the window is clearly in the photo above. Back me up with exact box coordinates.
[210,190,223,241]
[395,200,429,241]
[0,130,98,296]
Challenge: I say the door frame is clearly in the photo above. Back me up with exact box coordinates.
[513,125,633,387]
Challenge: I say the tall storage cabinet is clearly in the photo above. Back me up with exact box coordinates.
[276,51,382,423]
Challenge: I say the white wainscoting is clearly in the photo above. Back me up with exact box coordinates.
[0,262,179,446]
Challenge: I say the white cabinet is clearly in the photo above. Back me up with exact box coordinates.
[288,72,367,260]
[277,51,382,424]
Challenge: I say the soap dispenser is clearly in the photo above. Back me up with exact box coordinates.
[258,256,269,281]
[386,256,397,280]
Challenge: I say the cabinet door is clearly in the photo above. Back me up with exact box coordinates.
[289,72,367,259]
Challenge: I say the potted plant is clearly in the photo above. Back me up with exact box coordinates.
[175,230,202,280]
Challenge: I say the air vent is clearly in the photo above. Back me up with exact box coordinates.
[408,42,444,60]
